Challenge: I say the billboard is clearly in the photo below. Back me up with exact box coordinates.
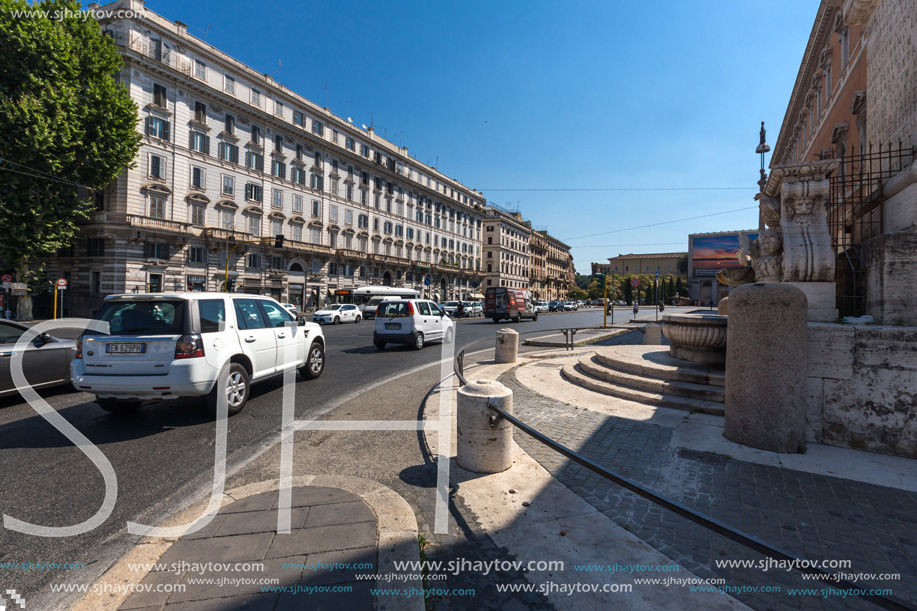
[691,232,757,278]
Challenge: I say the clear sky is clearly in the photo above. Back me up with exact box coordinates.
[113,0,819,273]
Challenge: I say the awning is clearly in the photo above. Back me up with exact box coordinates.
[470,293,485,300]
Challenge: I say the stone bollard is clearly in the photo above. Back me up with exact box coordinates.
[644,322,662,345]
[717,296,729,316]
[724,283,807,453]
[456,380,514,473]
[495,328,519,363]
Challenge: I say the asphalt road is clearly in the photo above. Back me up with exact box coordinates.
[0,305,689,607]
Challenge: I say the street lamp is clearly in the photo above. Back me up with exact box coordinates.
[756,121,770,193]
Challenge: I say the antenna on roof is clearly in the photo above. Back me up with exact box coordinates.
[197,25,210,41]
[322,82,328,109]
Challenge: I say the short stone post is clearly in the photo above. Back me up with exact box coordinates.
[495,328,519,363]
[725,283,808,453]
[456,380,514,473]
[644,323,662,345]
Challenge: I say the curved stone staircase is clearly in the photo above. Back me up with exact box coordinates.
[561,345,726,416]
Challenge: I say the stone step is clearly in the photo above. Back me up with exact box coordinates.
[578,355,725,403]
[561,363,725,417]
[593,346,726,388]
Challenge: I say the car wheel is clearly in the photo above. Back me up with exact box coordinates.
[514,313,522,323]
[299,341,325,380]
[96,398,142,414]
[533,312,538,322]
[355,315,361,323]
[334,316,340,325]
[374,341,386,350]
[444,327,454,344]
[493,318,500,324]
[412,332,425,350]
[206,362,250,417]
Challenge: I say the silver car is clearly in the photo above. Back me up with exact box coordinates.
[1,319,76,399]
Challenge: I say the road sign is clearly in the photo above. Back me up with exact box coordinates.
[630,278,639,287]
[0,274,11,283]
[56,278,68,289]
[656,270,660,279]
[424,276,431,286]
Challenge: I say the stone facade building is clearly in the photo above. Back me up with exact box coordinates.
[594,253,686,278]
[529,231,573,301]
[482,208,531,292]
[43,0,486,316]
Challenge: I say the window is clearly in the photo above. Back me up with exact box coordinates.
[153,83,167,107]
[384,221,393,234]
[395,225,403,237]
[293,195,303,213]
[330,179,338,196]
[311,227,321,243]
[361,144,369,157]
[224,114,235,134]
[271,255,284,270]
[292,224,302,241]
[292,166,305,185]
[274,134,283,153]
[248,215,260,235]
[219,142,239,164]
[272,220,282,237]
[251,125,261,145]
[274,100,284,117]
[358,214,368,228]
[190,131,210,154]
[224,74,235,94]
[144,242,169,260]
[314,151,322,166]
[87,238,105,257]
[346,137,355,151]
[329,262,337,275]
[360,189,367,205]
[312,200,321,217]
[149,154,166,179]
[374,218,380,231]
[146,116,169,140]
[221,210,235,230]
[406,227,414,239]
[235,299,267,330]
[311,174,323,191]
[346,184,353,201]
[222,174,234,196]
[149,196,165,219]
[332,130,339,144]
[294,110,304,127]
[245,183,262,202]
[246,151,264,172]
[190,246,206,264]
[272,159,286,179]
[251,88,261,107]
[191,166,205,189]
[194,101,207,123]
[313,121,323,136]
[273,189,283,209]
[295,144,304,161]
[345,209,353,225]
[247,253,261,268]
[330,205,338,222]
[191,204,205,227]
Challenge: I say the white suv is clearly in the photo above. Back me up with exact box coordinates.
[373,299,454,350]
[71,294,325,416]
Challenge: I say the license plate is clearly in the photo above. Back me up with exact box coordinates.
[385,323,401,330]
[107,343,146,354]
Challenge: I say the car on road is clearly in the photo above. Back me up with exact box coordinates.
[548,300,562,312]
[462,301,482,317]
[1,319,77,399]
[485,287,538,323]
[534,301,549,313]
[373,299,454,350]
[71,293,325,416]
[563,301,578,311]
[280,303,298,316]
[312,304,361,324]
[441,301,461,317]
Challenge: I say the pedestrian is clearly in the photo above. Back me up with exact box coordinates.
[633,302,639,318]
[456,301,464,319]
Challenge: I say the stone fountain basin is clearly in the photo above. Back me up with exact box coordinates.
[661,313,728,365]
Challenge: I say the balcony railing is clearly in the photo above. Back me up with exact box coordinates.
[129,38,192,76]
[336,249,364,259]
[86,212,191,233]
[287,240,334,256]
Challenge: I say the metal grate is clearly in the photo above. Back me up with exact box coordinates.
[827,142,915,317]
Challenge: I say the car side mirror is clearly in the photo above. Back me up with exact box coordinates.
[33,333,51,346]
[297,317,306,326]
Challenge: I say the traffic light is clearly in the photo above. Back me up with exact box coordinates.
[274,234,284,249]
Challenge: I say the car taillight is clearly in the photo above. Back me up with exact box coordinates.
[406,302,415,315]
[74,337,82,359]
[175,334,204,359]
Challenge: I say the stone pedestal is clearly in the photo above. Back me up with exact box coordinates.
[644,323,662,345]
[495,328,518,363]
[456,380,514,473]
[717,296,729,315]
[725,283,808,453]
[783,282,837,322]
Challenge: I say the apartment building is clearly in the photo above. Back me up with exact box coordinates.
[44,0,486,316]
[482,208,531,292]
[530,231,574,300]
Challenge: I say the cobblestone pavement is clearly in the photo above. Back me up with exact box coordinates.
[498,333,917,611]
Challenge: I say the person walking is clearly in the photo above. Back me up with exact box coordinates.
[633,302,639,319]
[456,301,464,319]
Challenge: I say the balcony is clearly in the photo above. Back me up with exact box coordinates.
[129,39,192,76]
[287,240,334,257]
[86,212,192,234]
[204,227,253,242]
[368,253,411,267]
[335,248,364,259]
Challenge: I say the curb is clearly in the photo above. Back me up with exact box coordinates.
[523,327,632,348]
[72,475,422,611]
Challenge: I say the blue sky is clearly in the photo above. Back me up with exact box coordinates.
[119,0,818,273]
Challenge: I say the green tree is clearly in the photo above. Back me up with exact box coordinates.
[586,280,604,301]
[676,252,689,276]
[567,286,587,300]
[0,0,141,317]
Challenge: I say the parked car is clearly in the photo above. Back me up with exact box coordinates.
[548,300,562,312]
[463,301,482,317]
[534,301,549,313]
[563,301,578,311]
[71,294,325,416]
[441,301,461,317]
[312,303,361,324]
[374,299,454,350]
[485,287,538,323]
[1,319,77,399]
[280,303,298,316]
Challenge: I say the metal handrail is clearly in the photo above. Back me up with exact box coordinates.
[452,328,914,611]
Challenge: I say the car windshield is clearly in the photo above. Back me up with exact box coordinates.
[378,301,410,318]
[0,321,26,344]
[445,302,460,307]
[91,300,186,335]
[325,304,343,311]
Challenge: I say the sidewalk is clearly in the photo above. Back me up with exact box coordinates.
[452,332,917,610]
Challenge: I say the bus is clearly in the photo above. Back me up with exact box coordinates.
[333,285,421,319]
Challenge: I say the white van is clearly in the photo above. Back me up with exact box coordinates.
[373,299,454,350]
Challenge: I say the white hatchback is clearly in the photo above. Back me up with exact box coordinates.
[373,299,454,350]
[312,304,361,324]
[71,294,325,416]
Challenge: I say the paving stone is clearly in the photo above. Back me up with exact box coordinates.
[156,533,275,567]
[266,522,376,559]
[303,501,375,528]
[163,592,279,610]
[214,508,309,537]
[270,487,360,509]
[170,556,305,603]
[300,547,376,586]
[121,569,185,609]
[275,580,373,611]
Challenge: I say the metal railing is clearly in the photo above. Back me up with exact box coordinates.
[452,326,914,611]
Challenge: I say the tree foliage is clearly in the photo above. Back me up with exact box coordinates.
[0,0,140,281]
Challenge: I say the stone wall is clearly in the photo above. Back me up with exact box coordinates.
[861,225,917,325]
[867,0,917,148]
[805,322,917,458]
